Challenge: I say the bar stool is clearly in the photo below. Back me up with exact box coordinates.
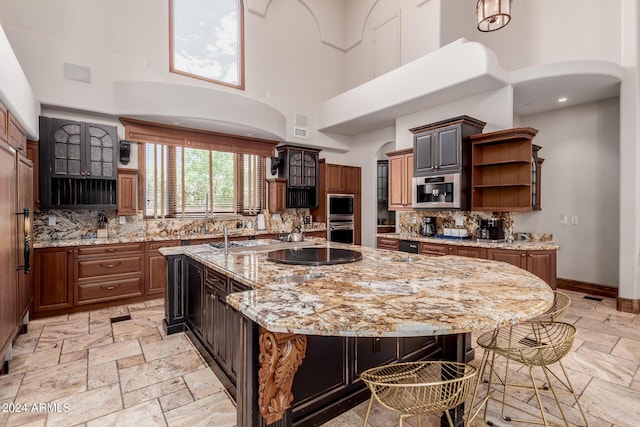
[360,361,477,427]
[467,292,589,426]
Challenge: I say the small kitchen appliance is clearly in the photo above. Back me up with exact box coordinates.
[478,219,504,242]
[420,217,437,237]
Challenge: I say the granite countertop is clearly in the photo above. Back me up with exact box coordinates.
[168,243,554,338]
[33,226,327,249]
[376,233,560,251]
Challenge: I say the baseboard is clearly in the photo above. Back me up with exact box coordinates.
[616,297,640,314]
[556,278,618,299]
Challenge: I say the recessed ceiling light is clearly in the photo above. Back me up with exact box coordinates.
[558,97,568,103]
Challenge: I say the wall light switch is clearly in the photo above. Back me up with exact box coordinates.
[560,215,568,224]
[571,216,579,225]
[119,216,126,225]
[48,216,56,226]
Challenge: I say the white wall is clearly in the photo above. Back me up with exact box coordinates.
[441,0,622,71]
[344,0,441,90]
[514,98,620,286]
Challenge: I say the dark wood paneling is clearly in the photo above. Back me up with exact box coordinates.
[557,278,618,299]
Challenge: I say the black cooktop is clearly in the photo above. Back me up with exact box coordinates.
[266,247,362,266]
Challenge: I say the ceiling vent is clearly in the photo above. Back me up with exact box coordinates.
[63,62,92,83]
[294,127,309,138]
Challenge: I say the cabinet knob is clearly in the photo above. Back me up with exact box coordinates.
[521,253,526,257]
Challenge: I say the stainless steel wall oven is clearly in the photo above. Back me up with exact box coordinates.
[327,194,354,244]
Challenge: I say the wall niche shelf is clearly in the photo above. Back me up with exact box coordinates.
[471,127,541,212]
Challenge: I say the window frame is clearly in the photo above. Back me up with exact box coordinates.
[169,0,245,90]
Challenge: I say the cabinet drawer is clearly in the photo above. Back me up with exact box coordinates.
[148,240,181,252]
[376,237,399,250]
[205,268,228,293]
[76,255,143,278]
[76,277,142,304]
[420,242,448,256]
[77,243,144,257]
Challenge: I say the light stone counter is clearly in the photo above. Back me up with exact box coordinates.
[377,232,559,251]
[170,242,554,338]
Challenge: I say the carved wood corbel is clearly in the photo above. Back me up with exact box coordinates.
[257,328,307,424]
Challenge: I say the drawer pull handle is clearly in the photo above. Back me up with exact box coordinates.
[104,248,116,252]
[102,262,122,268]
[101,284,121,291]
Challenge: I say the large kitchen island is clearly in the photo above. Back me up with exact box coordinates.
[161,241,553,427]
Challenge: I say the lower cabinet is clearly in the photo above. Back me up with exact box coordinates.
[146,240,181,296]
[187,259,204,339]
[487,248,557,289]
[34,247,74,312]
[376,236,399,250]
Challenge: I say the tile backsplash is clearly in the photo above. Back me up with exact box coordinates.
[398,211,515,241]
[33,209,316,242]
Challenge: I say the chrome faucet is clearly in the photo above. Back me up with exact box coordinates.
[223,225,229,255]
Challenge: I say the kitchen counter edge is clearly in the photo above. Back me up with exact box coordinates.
[377,233,559,251]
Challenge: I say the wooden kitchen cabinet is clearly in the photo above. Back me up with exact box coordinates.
[411,116,485,176]
[449,245,487,258]
[487,248,556,289]
[187,259,204,340]
[26,141,40,209]
[471,127,541,212]
[8,112,27,153]
[267,178,287,213]
[420,242,449,256]
[386,148,413,211]
[326,163,358,194]
[276,145,320,208]
[377,236,400,250]
[0,102,8,144]
[74,243,144,305]
[146,240,181,296]
[34,247,74,312]
[39,117,118,209]
[117,169,137,216]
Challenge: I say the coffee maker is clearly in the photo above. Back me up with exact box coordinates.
[420,217,437,237]
[478,219,505,242]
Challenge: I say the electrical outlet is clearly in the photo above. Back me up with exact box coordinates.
[48,216,56,226]
[412,216,417,224]
[455,217,464,226]
[119,216,126,225]
[571,216,579,225]
[560,215,568,224]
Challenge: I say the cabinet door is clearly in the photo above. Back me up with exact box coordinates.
[117,169,137,215]
[0,140,17,348]
[86,123,117,179]
[527,250,556,289]
[214,292,229,368]
[8,113,27,153]
[420,242,448,256]
[204,285,216,354]
[435,124,461,171]
[325,163,342,193]
[0,102,7,143]
[486,248,527,269]
[46,118,84,177]
[17,154,34,320]
[354,337,397,377]
[267,178,287,213]
[34,248,73,312]
[187,260,204,339]
[340,166,358,194]
[146,241,181,296]
[414,131,435,175]
[388,155,405,210]
[449,246,487,258]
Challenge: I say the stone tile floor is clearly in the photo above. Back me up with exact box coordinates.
[0,290,638,426]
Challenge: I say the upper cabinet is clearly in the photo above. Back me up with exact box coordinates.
[410,116,485,177]
[8,113,27,153]
[276,145,320,208]
[0,102,8,144]
[326,164,359,194]
[470,127,542,211]
[39,117,118,209]
[386,148,413,211]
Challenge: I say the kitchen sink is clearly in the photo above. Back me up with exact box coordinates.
[209,239,318,253]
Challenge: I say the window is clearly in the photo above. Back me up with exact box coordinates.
[170,0,245,89]
[143,143,264,218]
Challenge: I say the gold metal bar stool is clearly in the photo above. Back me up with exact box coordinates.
[360,361,477,427]
[467,291,589,426]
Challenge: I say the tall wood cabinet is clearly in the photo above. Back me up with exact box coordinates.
[386,148,413,211]
[310,159,362,244]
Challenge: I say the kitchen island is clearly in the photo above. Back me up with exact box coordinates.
[161,242,553,427]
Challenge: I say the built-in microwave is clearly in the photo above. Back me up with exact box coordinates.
[327,194,354,219]
[412,173,461,209]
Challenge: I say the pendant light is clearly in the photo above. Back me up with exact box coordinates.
[476,0,512,32]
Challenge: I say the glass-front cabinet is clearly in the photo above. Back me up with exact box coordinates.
[40,117,118,209]
[276,145,320,208]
